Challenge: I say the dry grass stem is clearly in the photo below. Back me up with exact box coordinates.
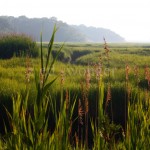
[125,64,130,81]
[25,54,32,83]
[85,68,91,91]
[78,99,84,125]
[65,90,69,115]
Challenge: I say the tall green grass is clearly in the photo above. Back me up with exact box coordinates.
[0,27,150,149]
[0,34,39,59]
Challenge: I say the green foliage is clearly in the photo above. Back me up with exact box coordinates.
[125,91,150,149]
[0,34,39,59]
[0,34,150,149]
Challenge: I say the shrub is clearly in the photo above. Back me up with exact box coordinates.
[0,34,39,58]
[52,50,71,63]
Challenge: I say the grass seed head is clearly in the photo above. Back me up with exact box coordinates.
[25,54,32,83]
[125,64,130,81]
[78,99,84,125]
[85,68,91,91]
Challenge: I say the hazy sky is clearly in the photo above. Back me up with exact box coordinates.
[1,0,150,42]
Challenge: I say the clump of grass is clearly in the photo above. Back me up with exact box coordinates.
[0,25,66,149]
[0,28,150,149]
[0,33,39,59]
[145,65,150,90]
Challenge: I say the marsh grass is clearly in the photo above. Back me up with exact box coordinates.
[0,27,150,149]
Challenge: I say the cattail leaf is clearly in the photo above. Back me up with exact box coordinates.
[69,97,77,119]
[27,115,34,144]
[35,110,45,131]
[44,43,64,84]
[41,77,57,99]
[45,25,57,75]
[34,68,41,106]
[3,105,13,131]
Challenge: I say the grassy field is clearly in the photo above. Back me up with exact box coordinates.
[0,33,150,149]
[1,42,150,97]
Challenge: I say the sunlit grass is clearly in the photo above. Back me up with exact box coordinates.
[0,30,150,149]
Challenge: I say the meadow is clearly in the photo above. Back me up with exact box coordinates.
[0,30,150,149]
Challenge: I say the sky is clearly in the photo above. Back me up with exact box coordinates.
[1,0,150,42]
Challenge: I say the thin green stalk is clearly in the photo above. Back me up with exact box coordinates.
[40,32,44,74]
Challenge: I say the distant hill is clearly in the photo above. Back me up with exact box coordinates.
[0,16,125,42]
[72,25,125,42]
